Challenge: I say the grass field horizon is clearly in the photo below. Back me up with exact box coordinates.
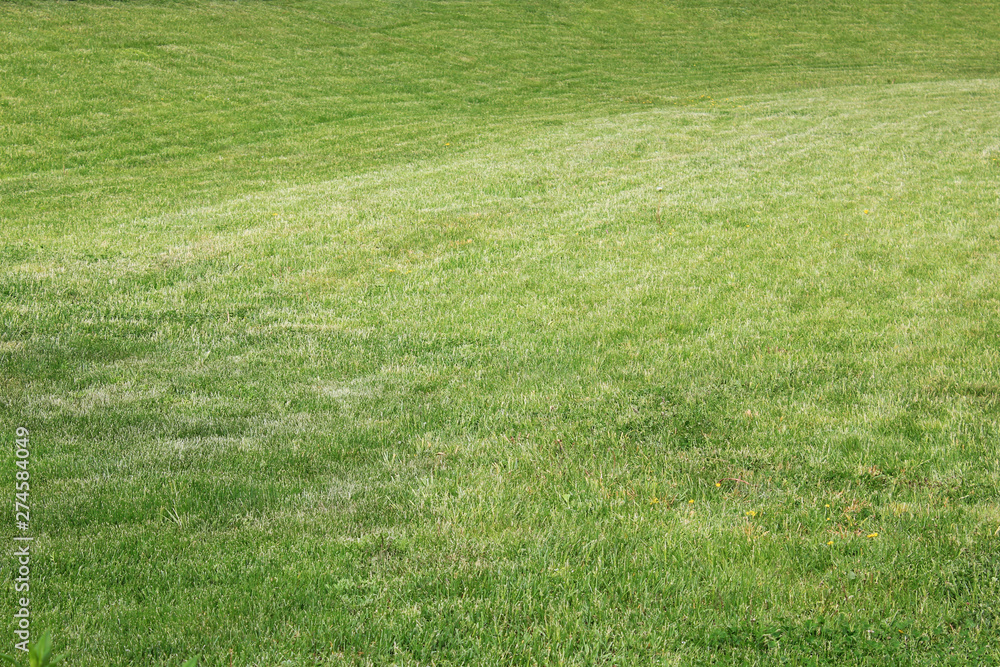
[3,1,1000,664]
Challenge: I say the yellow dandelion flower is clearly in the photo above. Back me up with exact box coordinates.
[867,532,878,538]
[688,499,695,504]
[827,541,834,545]
[715,482,721,487]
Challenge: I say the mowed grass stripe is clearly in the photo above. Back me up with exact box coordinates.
[4,0,1000,226]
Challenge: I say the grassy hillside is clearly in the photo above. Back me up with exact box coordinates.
[2,1,999,665]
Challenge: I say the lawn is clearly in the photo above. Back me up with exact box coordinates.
[2,0,999,664]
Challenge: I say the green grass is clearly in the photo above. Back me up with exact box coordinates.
[2,0,1000,664]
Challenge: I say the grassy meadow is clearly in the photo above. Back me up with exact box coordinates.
[2,0,1000,664]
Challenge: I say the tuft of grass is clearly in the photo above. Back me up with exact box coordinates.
[0,631,58,667]
[3,0,1000,664]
